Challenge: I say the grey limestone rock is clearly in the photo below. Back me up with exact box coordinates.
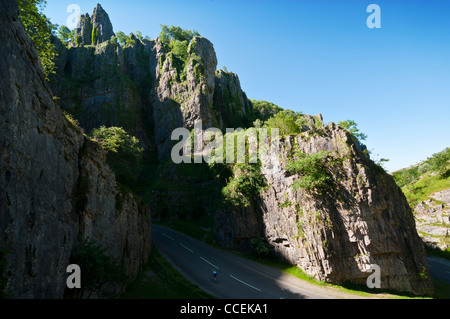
[0,0,151,298]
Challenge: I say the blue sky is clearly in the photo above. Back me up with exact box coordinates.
[44,0,450,172]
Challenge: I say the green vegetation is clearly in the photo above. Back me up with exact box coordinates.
[70,238,128,298]
[57,25,75,44]
[208,128,268,207]
[92,27,99,45]
[158,24,200,44]
[250,238,271,259]
[286,150,334,194]
[222,162,267,207]
[121,247,213,299]
[337,119,367,142]
[263,110,304,136]
[91,126,144,186]
[393,147,450,206]
[251,100,284,122]
[401,173,450,208]
[18,0,57,79]
[115,31,128,46]
[394,147,450,188]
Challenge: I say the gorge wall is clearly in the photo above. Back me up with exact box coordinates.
[0,0,151,298]
[215,124,434,296]
[1,1,435,298]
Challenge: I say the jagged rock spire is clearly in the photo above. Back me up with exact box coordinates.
[73,3,115,46]
[92,3,115,44]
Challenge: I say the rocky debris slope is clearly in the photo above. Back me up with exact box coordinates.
[0,0,151,298]
[414,189,450,250]
[215,123,434,296]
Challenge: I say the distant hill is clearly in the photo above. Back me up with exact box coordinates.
[392,148,450,251]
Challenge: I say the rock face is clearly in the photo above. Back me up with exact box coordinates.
[150,36,223,160]
[213,70,254,129]
[215,123,434,296]
[0,0,151,298]
[91,4,115,44]
[414,190,450,250]
[52,35,155,153]
[49,3,435,297]
[73,4,114,46]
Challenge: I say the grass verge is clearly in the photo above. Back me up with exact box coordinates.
[121,246,213,299]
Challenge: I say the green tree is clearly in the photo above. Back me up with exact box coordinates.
[115,31,128,46]
[57,25,74,44]
[159,24,200,44]
[251,100,284,122]
[264,110,303,136]
[91,126,144,186]
[337,119,368,141]
[428,147,450,175]
[18,0,57,79]
[135,30,143,41]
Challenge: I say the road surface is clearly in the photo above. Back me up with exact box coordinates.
[153,225,345,299]
[427,257,450,284]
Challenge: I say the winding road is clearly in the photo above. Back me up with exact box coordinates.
[153,225,351,299]
[153,225,450,299]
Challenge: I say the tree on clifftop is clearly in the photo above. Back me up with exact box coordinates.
[18,0,57,79]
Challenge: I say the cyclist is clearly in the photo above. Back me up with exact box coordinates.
[211,270,217,280]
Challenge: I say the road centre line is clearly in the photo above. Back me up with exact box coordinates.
[179,243,194,253]
[161,233,175,240]
[229,274,261,292]
[200,257,220,270]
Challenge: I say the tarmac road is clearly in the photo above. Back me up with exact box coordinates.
[152,225,332,299]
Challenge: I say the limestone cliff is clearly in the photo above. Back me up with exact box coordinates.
[215,123,434,296]
[0,0,151,298]
[48,4,435,297]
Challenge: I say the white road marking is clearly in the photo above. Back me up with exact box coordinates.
[200,257,220,270]
[229,275,261,292]
[161,233,175,240]
[179,243,194,253]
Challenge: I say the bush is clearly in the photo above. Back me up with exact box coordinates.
[264,110,304,136]
[286,150,334,194]
[222,162,267,207]
[250,238,270,259]
[91,126,144,186]
[70,238,128,298]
